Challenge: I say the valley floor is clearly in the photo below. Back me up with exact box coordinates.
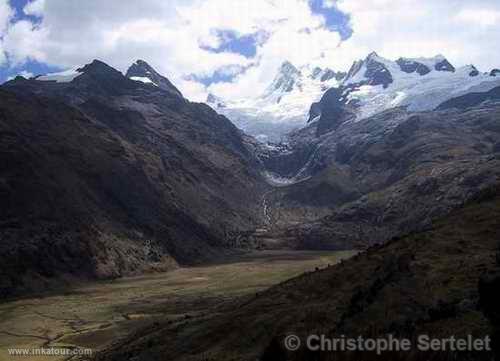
[0,250,355,361]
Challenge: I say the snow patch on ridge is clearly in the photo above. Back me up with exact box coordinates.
[130,76,158,86]
[37,68,83,83]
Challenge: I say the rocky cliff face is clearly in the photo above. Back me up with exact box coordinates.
[256,102,500,249]
[437,85,500,110]
[125,59,184,98]
[0,60,267,297]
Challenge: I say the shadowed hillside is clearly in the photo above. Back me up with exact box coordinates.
[93,185,500,361]
[0,61,268,298]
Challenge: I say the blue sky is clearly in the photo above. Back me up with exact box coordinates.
[200,1,352,59]
[0,0,61,82]
[200,29,270,58]
[0,60,58,82]
[193,2,352,85]
[309,0,352,40]
[10,0,36,22]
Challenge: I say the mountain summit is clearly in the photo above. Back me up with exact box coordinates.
[265,61,302,96]
[207,53,500,142]
[344,51,394,88]
[264,61,346,101]
[343,53,456,88]
[318,53,500,124]
[126,60,183,98]
[207,61,346,141]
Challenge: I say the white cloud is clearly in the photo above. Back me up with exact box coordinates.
[455,8,500,27]
[202,0,344,99]
[198,0,500,99]
[329,0,500,71]
[2,0,266,99]
[1,0,500,100]
[0,0,343,100]
[0,0,11,31]
[3,20,48,64]
[322,0,337,9]
[0,0,14,65]
[24,0,46,17]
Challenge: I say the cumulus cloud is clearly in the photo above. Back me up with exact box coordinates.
[205,0,500,99]
[0,0,11,31]
[3,20,48,64]
[209,0,500,97]
[205,0,343,99]
[0,0,14,65]
[0,0,343,100]
[23,0,46,17]
[330,0,500,70]
[0,0,500,100]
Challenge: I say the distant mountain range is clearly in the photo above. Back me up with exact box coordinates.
[208,53,500,141]
[207,62,346,142]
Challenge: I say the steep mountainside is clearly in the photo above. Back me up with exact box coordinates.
[0,60,267,298]
[125,59,183,98]
[254,102,500,249]
[94,184,500,361]
[243,54,500,251]
[207,61,345,142]
[437,85,500,110]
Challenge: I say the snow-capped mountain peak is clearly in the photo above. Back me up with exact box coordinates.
[315,53,500,125]
[262,61,347,103]
[207,61,345,142]
[264,61,302,97]
[344,53,459,89]
[279,60,300,76]
[34,59,122,83]
[344,52,393,88]
[208,52,500,142]
[311,67,345,82]
[126,60,183,98]
[36,68,84,83]
[395,54,455,74]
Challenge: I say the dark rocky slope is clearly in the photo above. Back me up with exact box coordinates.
[437,85,500,110]
[0,60,267,298]
[125,59,183,98]
[93,184,500,361]
[257,102,500,249]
